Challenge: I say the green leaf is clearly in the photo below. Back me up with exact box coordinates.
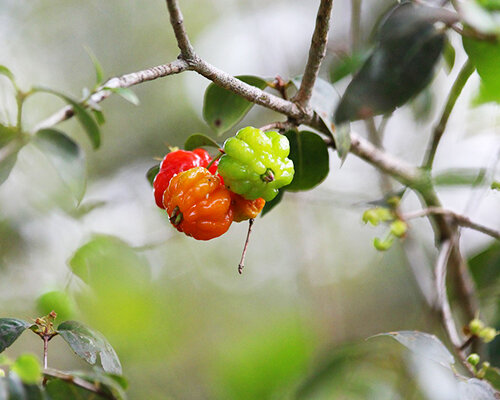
[334,3,445,123]
[0,124,18,150]
[33,129,87,204]
[146,164,159,187]
[45,378,111,400]
[469,242,500,293]
[36,290,76,322]
[443,39,456,74]
[69,234,151,291]
[184,133,221,151]
[103,87,139,106]
[484,367,500,391]
[463,37,500,105]
[284,130,329,191]
[372,331,454,368]
[92,110,106,126]
[433,168,486,187]
[330,50,369,83]
[0,146,20,186]
[84,47,105,85]
[57,321,122,374]
[0,66,15,85]
[334,123,351,163]
[11,355,41,385]
[33,88,101,149]
[203,75,267,135]
[260,189,284,217]
[0,319,32,353]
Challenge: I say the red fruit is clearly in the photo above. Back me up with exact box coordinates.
[153,149,212,209]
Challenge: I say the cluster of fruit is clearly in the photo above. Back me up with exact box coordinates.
[153,127,295,240]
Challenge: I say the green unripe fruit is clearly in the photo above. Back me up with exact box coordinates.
[362,207,393,226]
[469,318,485,335]
[467,353,480,366]
[373,237,394,251]
[479,327,498,343]
[390,220,408,238]
[37,290,75,322]
[218,127,294,201]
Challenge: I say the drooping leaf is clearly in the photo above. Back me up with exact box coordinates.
[184,133,221,151]
[443,39,456,74]
[0,146,20,186]
[103,87,139,106]
[57,321,122,374]
[463,36,500,105]
[372,331,454,368]
[260,189,284,217]
[146,164,159,187]
[11,355,41,385]
[84,47,105,86]
[33,129,86,204]
[203,75,267,135]
[334,123,351,163]
[92,110,106,126]
[0,319,32,353]
[0,66,15,85]
[330,50,369,83]
[284,130,329,191]
[33,88,101,149]
[334,3,445,123]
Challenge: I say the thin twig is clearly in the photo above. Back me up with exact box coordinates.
[259,121,295,132]
[293,0,333,109]
[350,0,362,51]
[435,239,475,375]
[43,369,116,400]
[423,59,475,169]
[34,59,190,132]
[403,207,500,240]
[165,0,195,60]
[238,219,254,274]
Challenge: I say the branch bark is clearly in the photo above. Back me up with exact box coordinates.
[165,0,195,60]
[293,0,334,109]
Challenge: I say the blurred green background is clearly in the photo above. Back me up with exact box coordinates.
[0,0,499,398]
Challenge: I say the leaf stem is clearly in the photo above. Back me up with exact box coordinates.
[423,59,475,169]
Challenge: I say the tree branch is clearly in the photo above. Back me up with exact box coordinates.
[293,0,333,109]
[43,369,117,400]
[404,207,500,240]
[34,59,190,132]
[165,0,195,60]
[435,240,475,375]
[422,59,475,169]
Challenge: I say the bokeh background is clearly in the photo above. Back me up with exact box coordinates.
[0,0,499,398]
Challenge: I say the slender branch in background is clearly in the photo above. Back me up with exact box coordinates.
[292,0,334,109]
[43,369,116,400]
[435,239,475,375]
[404,207,500,240]
[423,59,475,169]
[34,59,190,132]
[350,0,362,51]
[165,0,195,60]
[259,121,295,132]
[364,117,393,194]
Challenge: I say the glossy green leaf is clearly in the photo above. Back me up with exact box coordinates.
[146,164,159,187]
[184,133,221,151]
[0,319,32,353]
[330,50,369,83]
[372,331,454,368]
[463,37,500,104]
[84,47,105,85]
[203,75,267,135]
[443,39,456,74]
[33,129,86,204]
[33,88,101,149]
[469,242,500,293]
[58,321,122,374]
[334,3,445,123]
[284,130,329,191]
[103,87,139,106]
[260,189,284,217]
[11,355,41,385]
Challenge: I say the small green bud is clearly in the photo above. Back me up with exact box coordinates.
[479,327,498,343]
[387,196,401,208]
[362,207,393,226]
[390,220,408,238]
[362,209,380,226]
[469,318,485,335]
[373,237,394,251]
[467,353,480,366]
